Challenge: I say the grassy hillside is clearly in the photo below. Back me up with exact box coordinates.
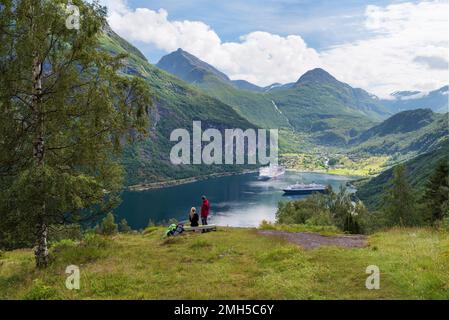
[100,29,257,185]
[357,140,449,210]
[197,74,291,129]
[269,69,390,146]
[350,109,448,156]
[1,227,448,299]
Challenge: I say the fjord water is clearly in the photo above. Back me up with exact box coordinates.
[116,172,354,229]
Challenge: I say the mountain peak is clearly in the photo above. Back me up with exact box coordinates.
[157,48,230,84]
[157,49,263,92]
[161,48,209,69]
[296,68,339,85]
[383,85,449,113]
[174,48,194,59]
[437,85,448,93]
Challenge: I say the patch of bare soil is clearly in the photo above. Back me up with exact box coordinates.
[257,230,367,249]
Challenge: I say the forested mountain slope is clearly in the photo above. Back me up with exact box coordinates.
[356,139,449,209]
[157,49,290,129]
[101,29,256,185]
[350,109,448,156]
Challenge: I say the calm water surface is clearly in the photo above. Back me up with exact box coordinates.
[115,172,355,229]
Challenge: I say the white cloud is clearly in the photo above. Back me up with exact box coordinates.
[103,1,321,86]
[101,0,449,97]
[322,1,449,97]
[100,0,128,15]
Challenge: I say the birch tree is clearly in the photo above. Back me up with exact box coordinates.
[0,0,151,267]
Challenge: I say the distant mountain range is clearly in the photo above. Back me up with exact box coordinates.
[156,48,448,149]
[157,48,448,117]
[381,86,448,114]
[156,49,393,145]
[97,32,448,185]
[157,49,290,129]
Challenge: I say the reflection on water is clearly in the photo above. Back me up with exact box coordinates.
[212,204,278,227]
[116,172,354,229]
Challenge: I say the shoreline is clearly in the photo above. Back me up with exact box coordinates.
[126,168,365,192]
[285,168,365,178]
[127,169,258,192]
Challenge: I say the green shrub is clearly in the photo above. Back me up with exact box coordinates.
[437,216,449,232]
[259,220,276,230]
[276,187,370,234]
[147,219,156,227]
[0,212,35,250]
[96,213,118,236]
[49,224,83,243]
[118,218,132,233]
[50,233,110,266]
[363,210,391,233]
[277,192,329,225]
[383,164,420,227]
[83,233,108,249]
[23,280,60,300]
[306,211,333,226]
[50,239,77,252]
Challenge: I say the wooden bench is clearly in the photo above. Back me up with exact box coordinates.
[184,225,217,232]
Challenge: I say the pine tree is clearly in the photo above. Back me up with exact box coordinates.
[383,165,417,226]
[97,213,118,236]
[0,1,151,267]
[423,161,449,223]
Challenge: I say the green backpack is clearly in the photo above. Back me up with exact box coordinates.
[166,223,185,237]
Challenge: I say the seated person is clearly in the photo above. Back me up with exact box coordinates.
[189,207,199,227]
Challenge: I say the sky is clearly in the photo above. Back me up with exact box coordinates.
[98,0,449,98]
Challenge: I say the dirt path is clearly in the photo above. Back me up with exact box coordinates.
[257,230,367,249]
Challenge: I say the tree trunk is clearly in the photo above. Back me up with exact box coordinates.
[32,53,48,268]
[34,218,49,268]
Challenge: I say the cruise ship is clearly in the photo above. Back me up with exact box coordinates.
[283,183,327,195]
[258,165,285,181]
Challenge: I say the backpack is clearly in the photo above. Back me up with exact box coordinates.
[166,223,184,236]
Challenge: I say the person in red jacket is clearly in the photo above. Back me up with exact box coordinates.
[200,195,210,226]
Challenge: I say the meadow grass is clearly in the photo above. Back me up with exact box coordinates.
[0,227,448,300]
